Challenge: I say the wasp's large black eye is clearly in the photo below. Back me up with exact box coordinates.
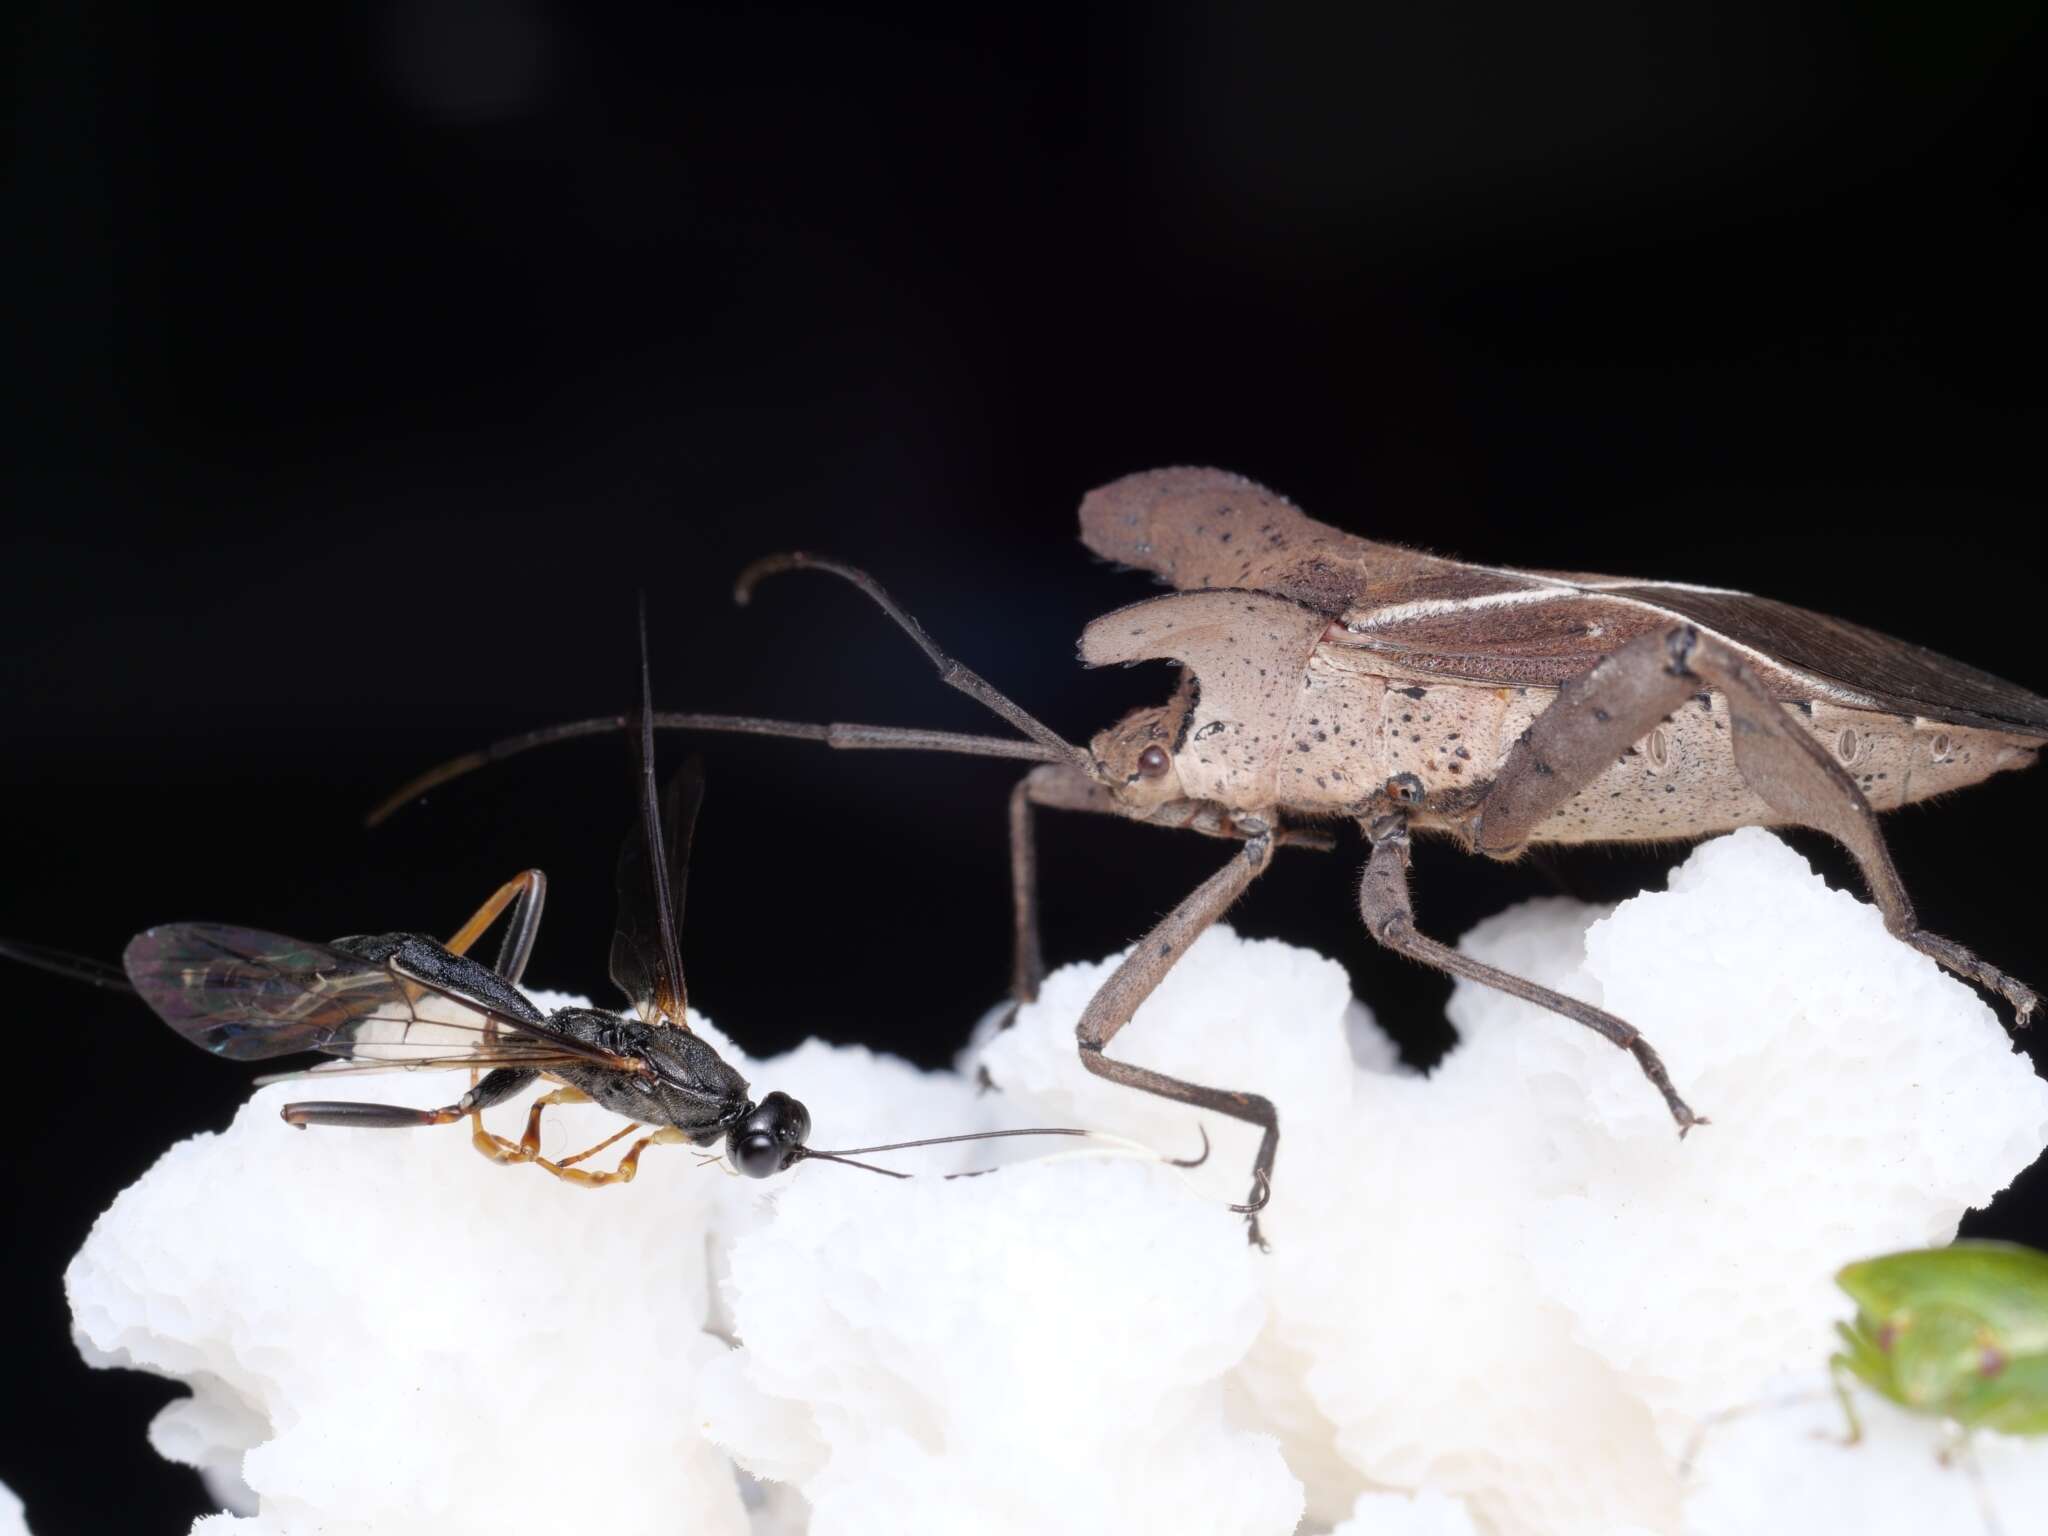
[1137,745,1171,778]
[731,1131,782,1179]
[727,1090,811,1179]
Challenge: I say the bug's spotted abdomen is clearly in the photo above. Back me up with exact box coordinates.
[1283,648,2038,842]
[1529,699,2038,844]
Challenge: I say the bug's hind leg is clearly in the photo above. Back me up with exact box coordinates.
[1683,636,2038,1025]
[1472,622,2034,1024]
[1360,815,1703,1134]
[1073,829,1280,1245]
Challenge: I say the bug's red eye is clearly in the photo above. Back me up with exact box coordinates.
[1137,745,1170,779]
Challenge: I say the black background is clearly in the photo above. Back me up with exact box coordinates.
[5,5,2047,1529]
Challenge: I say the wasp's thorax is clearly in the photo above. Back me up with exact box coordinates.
[550,1009,765,1146]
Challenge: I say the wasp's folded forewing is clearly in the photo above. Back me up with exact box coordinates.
[121,923,630,1077]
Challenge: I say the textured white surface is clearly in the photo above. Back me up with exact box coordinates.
[63,830,2048,1535]
[0,1480,29,1536]
[1331,1487,1485,1536]
[1680,1371,2048,1535]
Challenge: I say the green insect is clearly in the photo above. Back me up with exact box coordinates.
[1832,1240,2048,1441]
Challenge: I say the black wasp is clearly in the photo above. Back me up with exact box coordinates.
[5,622,1083,1185]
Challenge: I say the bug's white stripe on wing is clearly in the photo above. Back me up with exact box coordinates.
[1343,570,1883,710]
[1341,585,1569,628]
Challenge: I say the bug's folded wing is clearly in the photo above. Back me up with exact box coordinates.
[1590,585,2048,736]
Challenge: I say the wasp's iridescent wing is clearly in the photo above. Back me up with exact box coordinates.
[609,610,697,1030]
[122,924,632,1074]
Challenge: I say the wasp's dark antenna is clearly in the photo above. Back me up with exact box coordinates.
[802,1126,1094,1160]
[794,1151,913,1179]
[784,1122,1213,1181]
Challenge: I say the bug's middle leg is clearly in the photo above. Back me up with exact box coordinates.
[1359,815,1702,1132]
[1005,763,1337,1011]
[1074,828,1280,1241]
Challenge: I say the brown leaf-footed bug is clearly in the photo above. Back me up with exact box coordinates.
[370,468,2047,1236]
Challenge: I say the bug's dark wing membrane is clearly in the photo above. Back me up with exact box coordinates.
[122,924,626,1070]
[1598,585,2048,736]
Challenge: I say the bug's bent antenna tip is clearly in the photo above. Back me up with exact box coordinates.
[732,551,815,606]
[364,751,488,827]
[364,716,636,828]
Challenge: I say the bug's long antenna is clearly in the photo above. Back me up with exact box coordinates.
[735,552,1091,767]
[365,551,1091,828]
[365,712,1076,827]
[0,938,137,994]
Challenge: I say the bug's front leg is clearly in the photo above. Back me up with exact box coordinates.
[1359,815,1702,1132]
[1006,763,1134,1007]
[1006,764,1335,1011]
[1073,828,1279,1244]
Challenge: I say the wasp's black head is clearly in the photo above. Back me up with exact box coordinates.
[726,1090,812,1178]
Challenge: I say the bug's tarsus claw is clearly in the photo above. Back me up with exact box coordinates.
[1230,1166,1272,1216]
